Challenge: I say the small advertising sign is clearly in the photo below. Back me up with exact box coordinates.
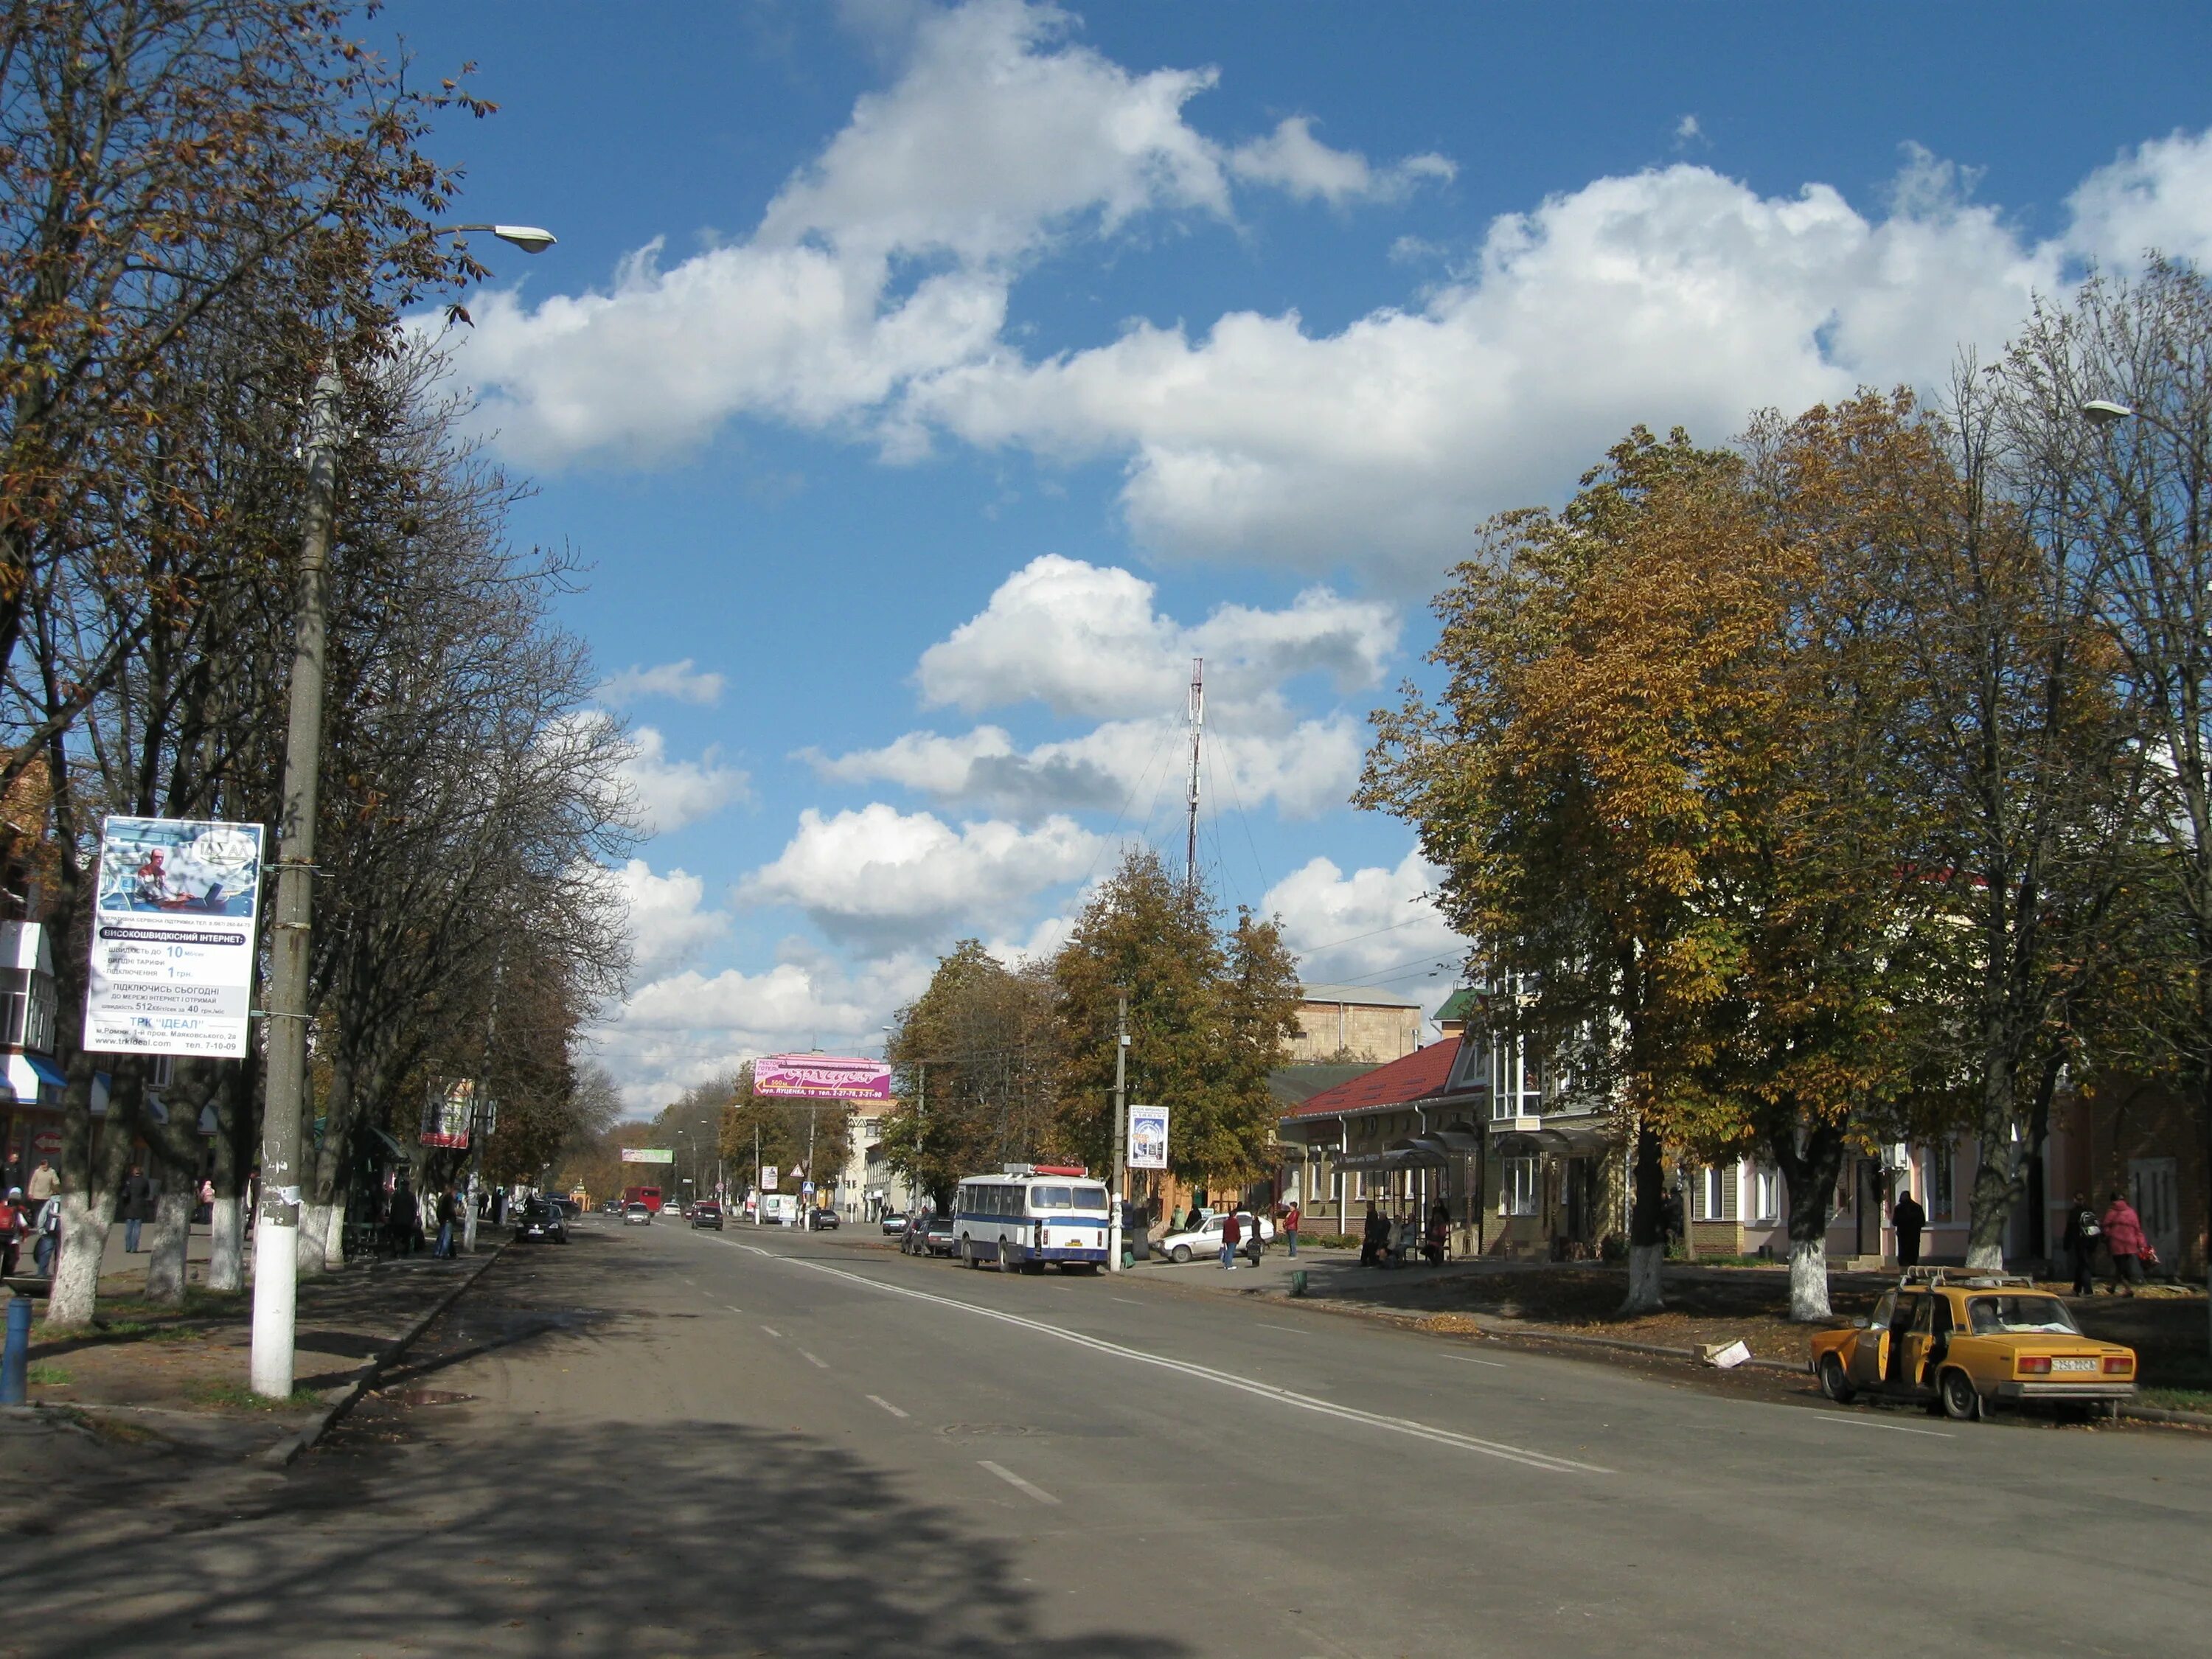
[421,1079,474,1150]
[619,1147,675,1164]
[84,815,265,1057]
[761,1166,779,1192]
[1129,1104,1169,1170]
[752,1054,894,1101]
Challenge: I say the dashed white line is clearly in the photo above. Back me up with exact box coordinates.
[723,1304,745,1315]
[866,1394,909,1419]
[1806,1411,1954,1439]
[760,1325,782,1338]
[1111,1297,1144,1306]
[1448,1355,1509,1369]
[798,1348,830,1369]
[778,1256,1613,1475]
[1259,1323,1308,1335]
[979,1460,1060,1506]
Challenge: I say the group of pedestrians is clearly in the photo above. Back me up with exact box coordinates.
[1,1158,63,1277]
[2063,1189,2154,1296]
[1358,1200,1450,1268]
[377,1183,471,1258]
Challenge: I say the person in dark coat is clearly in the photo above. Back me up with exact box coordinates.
[119,1164,156,1253]
[1360,1202,1388,1267]
[1892,1188,1927,1270]
[2061,1194,2101,1295]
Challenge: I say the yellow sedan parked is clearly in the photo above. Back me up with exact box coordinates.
[1809,1270,2136,1422]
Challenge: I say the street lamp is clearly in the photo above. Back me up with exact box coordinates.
[2079,399,2135,427]
[249,220,556,1399]
[442,223,559,254]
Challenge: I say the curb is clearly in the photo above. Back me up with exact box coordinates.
[262,1245,507,1468]
[2118,1402,2212,1430]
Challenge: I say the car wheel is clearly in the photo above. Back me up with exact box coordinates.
[1171,1244,1191,1264]
[1818,1354,1854,1404]
[1938,1368,1983,1422]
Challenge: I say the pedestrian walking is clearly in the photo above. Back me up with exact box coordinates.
[1169,1201,1187,1235]
[26,1158,58,1204]
[434,1188,459,1258]
[388,1185,419,1256]
[1242,1210,1264,1265]
[1283,1199,1300,1259]
[1360,1202,1388,1267]
[1893,1187,1927,1270]
[2061,1194,2101,1295]
[2101,1189,2147,1295]
[119,1164,155,1253]
[1220,1208,1240,1270]
[32,1192,60,1276]
[0,1186,25,1277]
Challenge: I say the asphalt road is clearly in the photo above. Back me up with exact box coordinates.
[12,1217,2208,1658]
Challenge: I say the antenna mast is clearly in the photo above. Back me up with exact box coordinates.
[1184,656,1204,891]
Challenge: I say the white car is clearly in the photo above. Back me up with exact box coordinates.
[623,1201,653,1225]
[1155,1210,1275,1264]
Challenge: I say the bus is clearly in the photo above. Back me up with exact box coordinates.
[953,1165,1111,1273]
[622,1185,664,1214]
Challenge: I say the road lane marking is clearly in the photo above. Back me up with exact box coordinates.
[1448,1355,1509,1369]
[740,1245,773,1256]
[798,1349,830,1369]
[724,1304,745,1314]
[760,1325,782,1338]
[1111,1297,1144,1305]
[1806,1411,1953,1439]
[773,1251,1612,1475]
[866,1395,909,1419]
[1259,1324,1307,1335]
[979,1461,1060,1506]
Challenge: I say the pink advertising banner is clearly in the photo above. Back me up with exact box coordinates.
[752,1054,894,1102]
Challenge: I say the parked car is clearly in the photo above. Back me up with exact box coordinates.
[806,1206,840,1231]
[622,1200,653,1225]
[513,1197,568,1244]
[1809,1269,2138,1422]
[1154,1210,1275,1265]
[911,1214,956,1257]
[878,1209,907,1236]
[552,1196,581,1219]
[689,1200,723,1231]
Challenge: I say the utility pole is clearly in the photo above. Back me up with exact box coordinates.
[753,1124,760,1220]
[1184,657,1205,891]
[1108,990,1128,1271]
[251,365,341,1399]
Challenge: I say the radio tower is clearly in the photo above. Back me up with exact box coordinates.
[1184,657,1205,892]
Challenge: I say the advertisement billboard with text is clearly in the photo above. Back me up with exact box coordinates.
[84,815,265,1057]
[753,1054,894,1102]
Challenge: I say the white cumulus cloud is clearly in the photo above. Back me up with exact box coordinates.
[597,658,728,707]
[616,725,750,834]
[608,859,731,981]
[1228,116,1454,206]
[738,802,1102,946]
[1263,848,1464,987]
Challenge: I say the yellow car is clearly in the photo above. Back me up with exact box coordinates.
[1808,1269,2136,1422]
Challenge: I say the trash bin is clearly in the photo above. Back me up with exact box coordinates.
[1290,1270,1309,1298]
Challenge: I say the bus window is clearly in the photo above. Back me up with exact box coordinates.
[1034,1185,1073,1211]
[1073,1185,1109,1211]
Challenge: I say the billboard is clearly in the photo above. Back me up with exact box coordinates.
[753,1054,894,1102]
[761,1166,778,1191]
[619,1147,675,1164]
[421,1079,474,1150]
[84,815,265,1057]
[1129,1104,1169,1170]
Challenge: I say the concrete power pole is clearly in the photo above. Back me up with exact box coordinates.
[1108,990,1128,1272]
[1184,657,1204,891]
[251,365,343,1399]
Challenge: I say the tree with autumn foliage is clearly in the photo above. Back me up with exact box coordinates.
[1050,846,1301,1196]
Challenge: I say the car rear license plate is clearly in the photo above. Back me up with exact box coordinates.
[2051,1357,2097,1373]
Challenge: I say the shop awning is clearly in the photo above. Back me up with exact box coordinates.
[1331,1146,1427,1174]
[1488,1116,1613,1156]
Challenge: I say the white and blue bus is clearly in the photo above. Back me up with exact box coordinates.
[953,1165,1112,1273]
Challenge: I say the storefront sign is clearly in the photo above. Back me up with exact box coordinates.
[84,815,265,1057]
[1129,1104,1169,1170]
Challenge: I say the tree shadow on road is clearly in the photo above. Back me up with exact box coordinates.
[5,1378,1192,1659]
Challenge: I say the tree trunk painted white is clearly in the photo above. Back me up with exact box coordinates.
[1622,1242,1664,1313]
[1788,1237,1832,1321]
[46,1192,112,1326]
[208,1194,245,1293]
[143,1188,192,1307]
[296,1201,333,1276]
[321,1200,347,1269]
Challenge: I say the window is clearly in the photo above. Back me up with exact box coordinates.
[1071,1185,1109,1212]
[1500,1157,1539,1217]
[1751,1165,1781,1222]
[1696,1165,1739,1222]
[1921,1141,1955,1223]
[1490,1037,1546,1119]
[1032,1185,1072,1211]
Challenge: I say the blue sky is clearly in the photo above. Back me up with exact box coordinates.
[376,0,2212,1109]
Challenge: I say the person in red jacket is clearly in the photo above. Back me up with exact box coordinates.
[2100,1190,2147,1296]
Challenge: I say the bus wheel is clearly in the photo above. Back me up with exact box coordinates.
[959,1237,975,1267]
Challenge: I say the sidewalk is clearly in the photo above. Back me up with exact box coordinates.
[1,1241,503,1512]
